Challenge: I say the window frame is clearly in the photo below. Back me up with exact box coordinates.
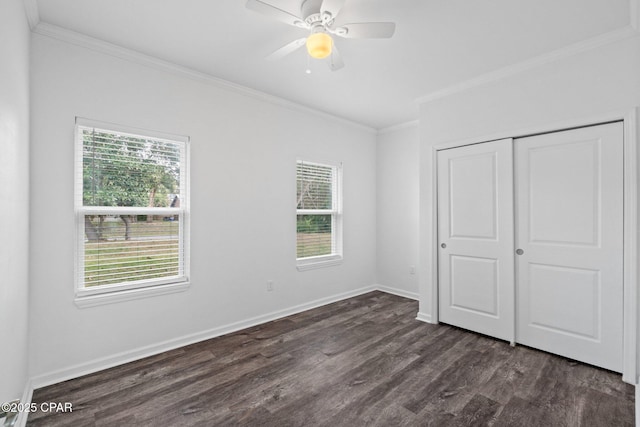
[296,159,343,271]
[74,118,190,306]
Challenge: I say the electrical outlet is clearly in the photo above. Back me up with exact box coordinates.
[267,280,274,292]
[409,265,416,275]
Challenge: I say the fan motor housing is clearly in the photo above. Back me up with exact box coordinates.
[301,0,323,20]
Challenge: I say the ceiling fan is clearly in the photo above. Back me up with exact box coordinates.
[245,0,396,71]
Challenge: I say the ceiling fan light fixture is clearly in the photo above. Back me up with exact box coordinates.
[306,32,332,59]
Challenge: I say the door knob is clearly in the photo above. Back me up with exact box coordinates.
[516,249,524,255]
[441,243,447,249]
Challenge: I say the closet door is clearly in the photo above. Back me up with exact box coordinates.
[437,139,515,341]
[515,122,623,372]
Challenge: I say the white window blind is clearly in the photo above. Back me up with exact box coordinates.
[75,120,188,295]
[296,160,342,266]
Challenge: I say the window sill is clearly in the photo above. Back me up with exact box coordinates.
[74,281,190,308]
[296,256,343,271]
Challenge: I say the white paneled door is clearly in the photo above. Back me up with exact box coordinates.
[515,123,624,372]
[437,139,515,342]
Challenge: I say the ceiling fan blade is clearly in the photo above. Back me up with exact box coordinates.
[266,38,307,61]
[336,22,396,38]
[328,44,344,71]
[321,0,346,19]
[245,0,308,28]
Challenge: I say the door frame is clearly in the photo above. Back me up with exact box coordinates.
[420,107,639,384]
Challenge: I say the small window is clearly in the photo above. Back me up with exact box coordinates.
[75,119,189,300]
[296,160,342,270]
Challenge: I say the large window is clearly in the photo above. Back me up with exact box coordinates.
[296,160,342,269]
[75,119,189,301]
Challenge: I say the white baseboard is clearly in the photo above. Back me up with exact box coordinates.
[374,284,419,300]
[30,285,377,390]
[14,378,33,427]
[416,311,434,324]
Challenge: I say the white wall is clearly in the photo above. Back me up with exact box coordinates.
[417,34,640,319]
[29,33,377,381]
[376,124,419,298]
[0,0,31,405]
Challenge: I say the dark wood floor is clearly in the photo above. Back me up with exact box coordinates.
[28,291,634,426]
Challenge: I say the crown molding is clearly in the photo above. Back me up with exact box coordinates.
[416,25,638,106]
[32,22,377,135]
[377,120,419,135]
[23,0,39,30]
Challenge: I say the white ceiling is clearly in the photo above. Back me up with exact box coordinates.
[34,0,631,129]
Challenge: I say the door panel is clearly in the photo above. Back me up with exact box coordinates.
[438,139,515,341]
[450,255,498,316]
[515,122,623,372]
[527,263,600,339]
[527,139,600,246]
[449,153,497,240]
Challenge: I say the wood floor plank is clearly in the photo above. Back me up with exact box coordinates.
[492,396,552,427]
[262,349,421,425]
[226,315,419,418]
[353,403,419,427]
[451,394,501,426]
[580,388,635,427]
[477,345,550,405]
[27,291,634,426]
[94,352,290,425]
[320,327,470,424]
[403,341,511,414]
[30,349,217,420]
